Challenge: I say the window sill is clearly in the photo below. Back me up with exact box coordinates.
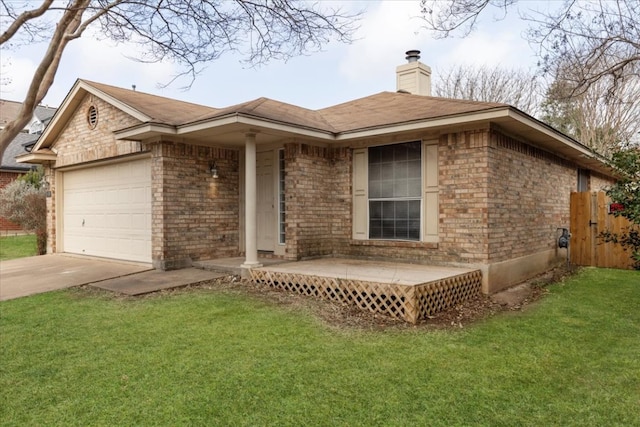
[350,239,438,249]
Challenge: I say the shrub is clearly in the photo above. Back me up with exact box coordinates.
[600,149,640,269]
[0,168,47,255]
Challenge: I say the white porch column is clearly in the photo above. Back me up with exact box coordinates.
[241,132,262,269]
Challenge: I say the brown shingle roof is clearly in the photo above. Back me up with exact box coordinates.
[190,97,336,132]
[0,99,57,128]
[81,82,507,134]
[318,92,507,133]
[81,80,218,126]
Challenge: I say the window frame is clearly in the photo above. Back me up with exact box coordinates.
[367,141,423,241]
[352,139,439,243]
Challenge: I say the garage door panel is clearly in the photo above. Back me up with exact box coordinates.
[63,158,151,263]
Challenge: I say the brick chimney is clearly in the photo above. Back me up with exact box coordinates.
[396,50,431,96]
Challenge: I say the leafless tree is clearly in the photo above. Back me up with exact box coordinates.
[420,0,640,97]
[542,64,640,157]
[0,0,359,159]
[433,64,543,116]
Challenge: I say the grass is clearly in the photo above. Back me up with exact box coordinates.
[1,268,639,426]
[0,234,37,260]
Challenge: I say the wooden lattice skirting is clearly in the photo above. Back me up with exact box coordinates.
[250,269,482,323]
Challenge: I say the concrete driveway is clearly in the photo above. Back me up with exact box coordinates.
[0,254,152,301]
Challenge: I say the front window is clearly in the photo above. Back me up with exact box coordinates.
[368,141,422,240]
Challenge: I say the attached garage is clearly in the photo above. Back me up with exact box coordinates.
[61,157,152,263]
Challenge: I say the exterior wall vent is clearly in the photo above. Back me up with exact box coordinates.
[87,105,98,129]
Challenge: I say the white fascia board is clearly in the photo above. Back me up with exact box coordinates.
[114,123,177,140]
[334,108,510,140]
[176,114,335,140]
[16,151,57,164]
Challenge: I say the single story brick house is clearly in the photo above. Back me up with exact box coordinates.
[19,52,614,293]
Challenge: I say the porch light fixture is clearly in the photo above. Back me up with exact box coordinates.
[209,162,219,179]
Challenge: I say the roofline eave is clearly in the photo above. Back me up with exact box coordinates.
[114,113,336,141]
[177,113,336,140]
[111,104,612,177]
[334,107,512,140]
[15,151,57,164]
[505,109,606,162]
[113,123,178,141]
[0,166,32,172]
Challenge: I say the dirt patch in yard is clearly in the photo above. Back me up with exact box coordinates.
[75,265,575,331]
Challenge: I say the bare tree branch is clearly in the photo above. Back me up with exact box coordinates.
[527,0,640,97]
[0,0,54,45]
[420,0,516,38]
[420,0,640,97]
[0,0,91,155]
[0,0,360,160]
[433,64,544,116]
[542,61,640,156]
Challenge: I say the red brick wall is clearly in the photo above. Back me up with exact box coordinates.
[149,141,240,269]
[0,171,25,231]
[324,127,606,268]
[342,129,493,264]
[486,131,577,262]
[284,143,350,259]
[438,130,491,263]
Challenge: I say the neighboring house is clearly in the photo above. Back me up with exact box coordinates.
[18,51,614,293]
[0,100,57,232]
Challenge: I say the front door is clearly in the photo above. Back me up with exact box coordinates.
[257,150,275,251]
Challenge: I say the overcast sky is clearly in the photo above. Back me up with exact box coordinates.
[0,1,546,110]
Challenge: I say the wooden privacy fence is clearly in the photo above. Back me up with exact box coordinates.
[570,191,634,269]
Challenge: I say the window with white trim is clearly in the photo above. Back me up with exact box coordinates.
[353,140,439,243]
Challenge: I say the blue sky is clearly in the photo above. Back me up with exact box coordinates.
[0,1,545,110]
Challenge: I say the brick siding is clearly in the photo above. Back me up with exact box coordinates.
[487,130,576,262]
[292,127,609,268]
[149,141,240,269]
[284,143,351,260]
[591,172,613,191]
[51,95,142,168]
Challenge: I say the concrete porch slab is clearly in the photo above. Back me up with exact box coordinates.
[193,257,289,276]
[253,258,478,285]
[91,268,226,296]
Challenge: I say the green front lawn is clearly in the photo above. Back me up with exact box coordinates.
[0,234,37,261]
[1,268,638,426]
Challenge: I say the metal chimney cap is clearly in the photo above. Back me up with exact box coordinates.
[405,50,421,63]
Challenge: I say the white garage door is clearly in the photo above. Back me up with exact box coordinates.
[63,158,152,263]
